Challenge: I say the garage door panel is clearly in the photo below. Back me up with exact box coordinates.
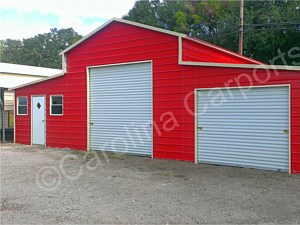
[199,121,288,127]
[197,86,289,172]
[202,153,288,163]
[198,100,288,107]
[199,139,287,149]
[199,134,287,142]
[198,125,287,135]
[198,103,288,110]
[201,158,288,171]
[198,146,288,157]
[89,62,152,156]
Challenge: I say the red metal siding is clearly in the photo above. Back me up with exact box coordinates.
[15,21,300,173]
[15,75,87,150]
[174,67,300,173]
[182,38,260,64]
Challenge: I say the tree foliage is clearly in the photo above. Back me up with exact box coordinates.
[1,1,299,67]
[0,28,82,69]
[123,0,300,65]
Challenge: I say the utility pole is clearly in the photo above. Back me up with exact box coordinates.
[239,0,244,55]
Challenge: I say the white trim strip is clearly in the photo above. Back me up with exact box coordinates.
[179,60,300,71]
[178,37,183,64]
[86,66,90,151]
[194,88,198,164]
[86,60,153,70]
[288,85,291,173]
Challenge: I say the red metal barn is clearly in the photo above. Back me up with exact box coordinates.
[13,18,300,173]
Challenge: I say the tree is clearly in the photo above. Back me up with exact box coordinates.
[0,39,23,64]
[123,0,300,65]
[0,28,82,69]
[242,0,300,63]
[123,0,158,27]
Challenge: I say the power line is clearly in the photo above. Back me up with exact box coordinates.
[244,22,300,27]
[200,30,238,41]
[244,27,300,32]
[199,26,300,41]
[194,21,300,39]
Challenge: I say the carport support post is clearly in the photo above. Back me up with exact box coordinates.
[0,87,5,143]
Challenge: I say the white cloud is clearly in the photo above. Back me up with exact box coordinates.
[0,0,137,39]
[0,20,52,40]
[0,0,136,18]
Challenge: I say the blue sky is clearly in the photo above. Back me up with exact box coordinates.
[0,0,137,39]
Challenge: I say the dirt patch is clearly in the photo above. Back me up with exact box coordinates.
[1,143,300,224]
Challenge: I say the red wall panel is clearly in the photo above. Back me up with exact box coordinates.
[182,38,261,64]
[15,21,300,173]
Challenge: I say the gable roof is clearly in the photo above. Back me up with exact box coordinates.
[60,18,186,55]
[59,18,262,65]
[10,18,299,91]
[0,62,62,77]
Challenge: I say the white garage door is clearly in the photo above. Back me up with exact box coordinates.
[196,86,289,172]
[89,62,152,156]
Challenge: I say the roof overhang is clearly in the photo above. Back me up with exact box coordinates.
[9,72,65,90]
[0,62,62,77]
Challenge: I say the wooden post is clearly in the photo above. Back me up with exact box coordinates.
[239,0,244,55]
[0,87,5,143]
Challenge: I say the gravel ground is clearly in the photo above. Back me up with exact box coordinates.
[1,143,300,224]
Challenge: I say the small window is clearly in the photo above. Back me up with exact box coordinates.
[50,95,63,115]
[17,97,28,115]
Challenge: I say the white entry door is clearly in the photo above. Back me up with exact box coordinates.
[32,96,45,145]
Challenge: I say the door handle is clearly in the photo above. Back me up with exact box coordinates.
[90,122,94,125]
[197,127,203,131]
[283,129,289,134]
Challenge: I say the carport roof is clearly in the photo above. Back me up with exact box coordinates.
[0,62,62,77]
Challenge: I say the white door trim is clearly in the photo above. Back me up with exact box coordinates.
[86,60,153,156]
[194,84,291,173]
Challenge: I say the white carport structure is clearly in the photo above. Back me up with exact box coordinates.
[0,63,61,142]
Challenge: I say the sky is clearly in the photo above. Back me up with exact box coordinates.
[0,0,137,40]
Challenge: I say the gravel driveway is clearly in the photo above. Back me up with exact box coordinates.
[1,143,300,224]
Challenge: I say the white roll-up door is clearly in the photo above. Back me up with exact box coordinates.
[89,62,152,156]
[196,86,289,172]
